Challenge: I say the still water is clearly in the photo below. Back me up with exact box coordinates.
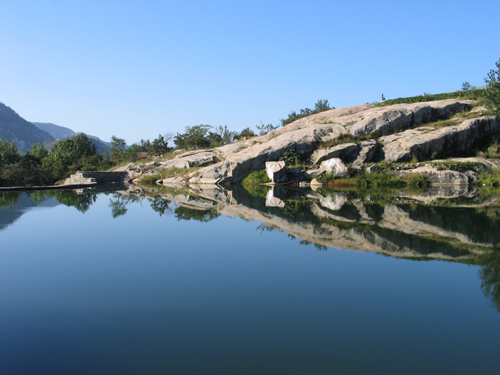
[0,186,499,374]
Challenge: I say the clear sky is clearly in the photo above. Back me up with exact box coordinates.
[1,0,499,145]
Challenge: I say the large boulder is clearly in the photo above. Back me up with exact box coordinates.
[347,100,473,136]
[353,140,379,164]
[266,161,288,183]
[160,150,217,169]
[380,117,500,163]
[310,143,359,164]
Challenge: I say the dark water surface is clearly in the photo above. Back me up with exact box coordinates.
[1,187,499,374]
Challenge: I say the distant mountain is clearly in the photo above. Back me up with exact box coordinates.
[31,122,111,153]
[0,102,54,153]
[32,122,76,140]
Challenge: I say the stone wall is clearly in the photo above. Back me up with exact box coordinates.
[64,171,130,185]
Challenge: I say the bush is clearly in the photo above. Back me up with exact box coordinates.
[242,169,271,184]
[483,58,500,116]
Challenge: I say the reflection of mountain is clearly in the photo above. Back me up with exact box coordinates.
[0,193,59,231]
[124,185,500,261]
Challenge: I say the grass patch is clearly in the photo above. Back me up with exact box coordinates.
[375,89,484,107]
[478,169,500,186]
[321,171,406,188]
[319,133,376,149]
[242,169,271,184]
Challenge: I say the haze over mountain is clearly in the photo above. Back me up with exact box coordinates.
[32,122,75,140]
[0,101,111,154]
[32,121,111,154]
[0,102,54,153]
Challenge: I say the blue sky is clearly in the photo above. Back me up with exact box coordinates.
[1,0,498,145]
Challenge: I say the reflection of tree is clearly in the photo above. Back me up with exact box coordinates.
[148,197,173,216]
[478,249,500,311]
[108,194,141,219]
[174,206,220,222]
[0,192,21,208]
[50,190,97,213]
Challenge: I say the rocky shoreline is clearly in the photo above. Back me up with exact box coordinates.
[115,99,500,188]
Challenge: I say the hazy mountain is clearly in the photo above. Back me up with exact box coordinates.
[0,102,54,153]
[32,122,112,153]
[32,122,76,140]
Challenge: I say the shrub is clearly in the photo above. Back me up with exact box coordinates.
[242,169,271,184]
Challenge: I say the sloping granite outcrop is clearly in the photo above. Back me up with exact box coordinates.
[117,99,495,186]
[183,99,479,184]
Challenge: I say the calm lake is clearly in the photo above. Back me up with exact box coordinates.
[1,185,500,374]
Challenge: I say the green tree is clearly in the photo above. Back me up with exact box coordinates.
[256,122,279,135]
[0,140,21,167]
[236,127,256,139]
[174,125,212,150]
[110,136,127,157]
[314,99,332,112]
[151,134,171,155]
[28,142,49,160]
[43,134,99,180]
[483,58,500,116]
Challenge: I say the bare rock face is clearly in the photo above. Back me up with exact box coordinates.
[347,100,473,136]
[160,150,217,169]
[380,117,500,163]
[353,140,379,164]
[320,158,349,177]
[311,143,359,165]
[188,123,348,184]
[266,161,288,183]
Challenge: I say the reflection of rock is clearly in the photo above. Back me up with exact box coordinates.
[161,176,186,188]
[320,193,348,211]
[266,189,285,208]
[120,183,499,260]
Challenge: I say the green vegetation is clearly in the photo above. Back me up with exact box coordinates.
[483,58,500,116]
[280,99,334,127]
[242,184,270,198]
[320,169,429,189]
[1,135,113,186]
[242,169,271,185]
[279,149,306,167]
[374,89,484,107]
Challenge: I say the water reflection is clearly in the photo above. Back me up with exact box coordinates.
[2,184,500,311]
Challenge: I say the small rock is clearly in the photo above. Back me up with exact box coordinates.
[320,158,349,177]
